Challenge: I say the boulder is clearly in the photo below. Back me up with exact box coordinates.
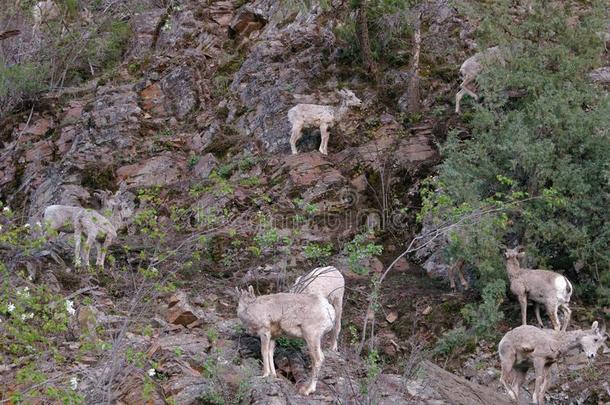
[117,153,186,188]
[229,6,267,39]
[166,291,199,327]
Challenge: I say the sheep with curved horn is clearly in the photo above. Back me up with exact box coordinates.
[236,286,335,395]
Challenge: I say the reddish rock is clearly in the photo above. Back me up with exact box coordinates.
[127,10,165,59]
[25,140,53,162]
[117,154,186,188]
[191,153,218,179]
[394,256,410,272]
[55,125,78,154]
[141,83,167,116]
[166,292,199,327]
[371,257,385,273]
[209,1,234,26]
[282,153,345,188]
[229,6,267,39]
[18,116,54,139]
[61,101,84,125]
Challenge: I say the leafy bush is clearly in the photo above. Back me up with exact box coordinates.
[429,0,609,306]
[344,232,383,275]
[303,242,333,265]
[0,61,48,113]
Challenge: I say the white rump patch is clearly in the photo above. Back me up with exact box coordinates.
[554,276,568,301]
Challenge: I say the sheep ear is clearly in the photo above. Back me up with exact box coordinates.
[591,321,599,332]
[248,285,255,295]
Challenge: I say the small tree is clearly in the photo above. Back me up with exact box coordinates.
[433,0,609,305]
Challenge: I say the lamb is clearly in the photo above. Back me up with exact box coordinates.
[42,187,134,268]
[236,286,335,396]
[32,1,60,31]
[448,258,469,292]
[455,46,504,113]
[290,266,345,351]
[499,321,607,404]
[288,89,362,155]
[504,247,573,331]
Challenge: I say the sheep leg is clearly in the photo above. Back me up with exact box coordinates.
[512,368,526,403]
[319,123,329,155]
[73,224,83,268]
[532,358,546,404]
[268,339,277,377]
[538,364,552,405]
[458,266,469,290]
[260,331,272,377]
[290,122,304,155]
[448,265,457,291]
[546,303,560,331]
[559,304,571,331]
[83,233,96,269]
[534,303,544,328]
[455,86,478,113]
[518,295,528,326]
[299,333,323,396]
[97,236,112,268]
[500,346,520,402]
[330,297,342,352]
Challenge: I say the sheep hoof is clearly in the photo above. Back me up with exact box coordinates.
[298,385,314,396]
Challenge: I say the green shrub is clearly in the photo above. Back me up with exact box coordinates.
[344,232,383,275]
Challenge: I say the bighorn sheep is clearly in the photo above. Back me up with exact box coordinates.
[288,89,362,155]
[448,258,469,292]
[499,322,607,404]
[236,286,335,396]
[32,1,60,31]
[455,46,504,113]
[504,247,573,331]
[290,266,345,351]
[42,187,134,268]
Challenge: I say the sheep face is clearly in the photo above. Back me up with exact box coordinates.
[338,89,362,108]
[504,247,525,260]
[580,321,607,359]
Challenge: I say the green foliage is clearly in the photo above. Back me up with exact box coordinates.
[336,0,420,67]
[344,232,383,275]
[0,60,48,112]
[276,336,304,349]
[460,279,506,339]
[432,0,609,305]
[433,326,470,357]
[303,242,333,265]
[359,348,382,395]
[85,20,132,70]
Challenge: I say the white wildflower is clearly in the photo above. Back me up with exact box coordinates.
[35,221,42,228]
[24,223,30,229]
[70,376,78,390]
[3,206,10,213]
[17,287,30,298]
[21,313,33,321]
[7,302,15,312]
[147,368,156,377]
[27,275,33,281]
[66,300,76,316]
